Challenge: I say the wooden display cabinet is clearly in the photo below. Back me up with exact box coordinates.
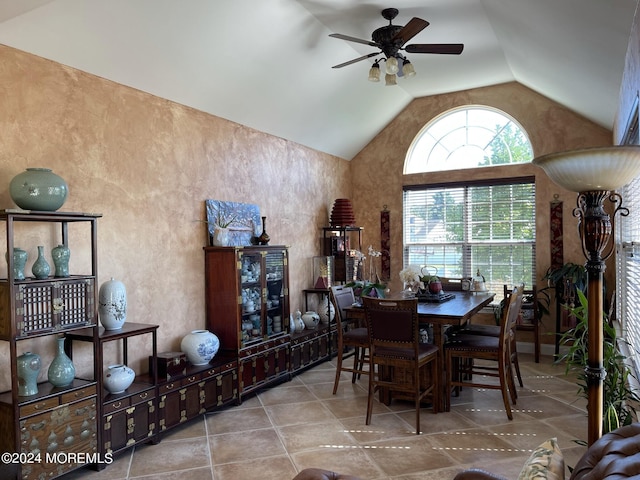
[157,357,237,435]
[0,210,101,480]
[322,227,362,284]
[291,288,334,374]
[204,246,290,399]
[65,322,159,456]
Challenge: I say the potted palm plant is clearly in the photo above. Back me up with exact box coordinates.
[557,289,639,435]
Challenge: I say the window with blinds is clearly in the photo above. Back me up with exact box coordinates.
[617,175,640,375]
[403,178,536,302]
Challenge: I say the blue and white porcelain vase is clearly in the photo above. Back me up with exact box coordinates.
[103,364,135,394]
[31,245,50,279]
[9,167,68,211]
[98,278,127,330]
[47,337,75,387]
[181,330,220,366]
[17,351,41,396]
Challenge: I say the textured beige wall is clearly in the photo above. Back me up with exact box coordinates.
[0,45,350,388]
[350,82,612,345]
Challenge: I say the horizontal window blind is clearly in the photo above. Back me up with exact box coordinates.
[617,176,640,376]
[403,179,536,302]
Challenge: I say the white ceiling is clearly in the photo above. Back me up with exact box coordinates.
[0,0,636,159]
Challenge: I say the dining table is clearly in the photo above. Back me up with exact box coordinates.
[345,291,496,412]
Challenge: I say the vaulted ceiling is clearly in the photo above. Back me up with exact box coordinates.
[0,0,636,160]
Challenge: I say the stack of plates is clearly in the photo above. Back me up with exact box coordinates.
[330,198,356,226]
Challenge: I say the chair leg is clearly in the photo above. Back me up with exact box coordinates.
[414,365,421,434]
[431,356,439,414]
[513,352,523,388]
[351,347,360,383]
[332,343,344,395]
[365,362,375,425]
[445,351,452,412]
[498,359,513,420]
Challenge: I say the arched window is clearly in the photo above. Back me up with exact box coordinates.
[404,106,533,174]
[402,106,535,300]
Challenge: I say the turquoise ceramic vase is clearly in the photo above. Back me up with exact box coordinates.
[9,167,68,211]
[32,246,50,280]
[5,247,28,280]
[47,337,75,387]
[51,244,70,277]
[17,351,41,396]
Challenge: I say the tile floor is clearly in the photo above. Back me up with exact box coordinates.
[63,353,588,480]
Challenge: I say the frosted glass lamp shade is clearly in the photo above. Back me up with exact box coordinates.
[368,63,380,82]
[385,56,399,74]
[385,73,397,86]
[532,146,640,192]
[402,59,416,77]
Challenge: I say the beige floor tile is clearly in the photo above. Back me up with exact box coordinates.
[258,384,317,406]
[128,438,210,478]
[159,416,206,441]
[209,428,286,465]
[363,434,458,477]
[277,419,357,453]
[213,455,297,480]
[264,400,335,426]
[130,466,213,480]
[205,405,273,434]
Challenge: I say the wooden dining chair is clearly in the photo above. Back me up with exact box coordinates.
[330,285,369,394]
[444,285,524,420]
[455,285,534,388]
[362,296,439,434]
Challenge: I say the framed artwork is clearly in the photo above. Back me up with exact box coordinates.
[205,200,261,246]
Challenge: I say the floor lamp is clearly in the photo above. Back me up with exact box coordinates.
[533,145,640,446]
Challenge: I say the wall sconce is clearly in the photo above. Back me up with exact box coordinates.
[532,145,640,446]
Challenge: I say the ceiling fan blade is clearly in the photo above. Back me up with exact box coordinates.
[391,17,429,46]
[329,33,377,47]
[332,52,380,69]
[405,43,464,55]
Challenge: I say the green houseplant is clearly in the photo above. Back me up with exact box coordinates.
[556,289,639,435]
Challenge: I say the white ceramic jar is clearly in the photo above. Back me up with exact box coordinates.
[104,364,135,394]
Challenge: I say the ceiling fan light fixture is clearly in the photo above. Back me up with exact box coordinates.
[385,73,397,86]
[402,58,416,78]
[368,62,381,82]
[385,56,399,74]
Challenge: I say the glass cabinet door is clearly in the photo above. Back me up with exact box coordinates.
[264,249,286,339]
[240,250,263,345]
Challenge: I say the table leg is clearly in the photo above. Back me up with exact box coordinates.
[431,323,447,412]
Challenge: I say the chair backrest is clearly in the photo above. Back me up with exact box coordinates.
[330,285,356,327]
[362,297,420,354]
[500,285,525,349]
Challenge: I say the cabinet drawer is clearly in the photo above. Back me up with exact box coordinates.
[20,397,59,417]
[130,388,155,405]
[158,381,180,394]
[181,374,200,386]
[201,361,237,379]
[103,397,130,414]
[61,385,97,404]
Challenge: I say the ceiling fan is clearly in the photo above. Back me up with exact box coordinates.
[329,7,463,82]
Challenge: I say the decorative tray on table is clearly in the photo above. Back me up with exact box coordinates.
[417,291,456,303]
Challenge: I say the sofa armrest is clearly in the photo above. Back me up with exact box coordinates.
[454,468,510,480]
